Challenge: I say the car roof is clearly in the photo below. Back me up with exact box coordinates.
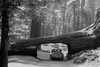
[52,49,61,50]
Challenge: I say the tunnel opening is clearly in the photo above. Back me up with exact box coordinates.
[36,43,69,60]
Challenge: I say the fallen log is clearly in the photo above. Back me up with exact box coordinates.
[9,9,100,58]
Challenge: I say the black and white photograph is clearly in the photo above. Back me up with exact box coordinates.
[0,0,100,67]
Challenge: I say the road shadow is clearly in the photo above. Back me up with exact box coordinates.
[8,55,42,65]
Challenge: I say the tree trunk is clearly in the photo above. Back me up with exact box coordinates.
[0,1,9,67]
[90,0,95,24]
[30,18,41,38]
[84,0,95,24]
[73,1,76,31]
[62,0,66,34]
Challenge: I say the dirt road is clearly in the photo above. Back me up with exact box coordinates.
[8,51,96,67]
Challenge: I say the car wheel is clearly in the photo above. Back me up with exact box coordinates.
[50,55,53,59]
[60,57,63,60]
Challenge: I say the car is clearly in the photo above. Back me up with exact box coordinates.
[49,49,64,60]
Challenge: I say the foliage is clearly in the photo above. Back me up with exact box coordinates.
[2,0,100,40]
[9,7,31,40]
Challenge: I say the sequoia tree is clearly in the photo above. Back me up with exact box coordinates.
[29,0,47,38]
[0,0,9,67]
[0,0,22,67]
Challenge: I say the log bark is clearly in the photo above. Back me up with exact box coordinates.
[9,28,96,58]
[9,9,100,58]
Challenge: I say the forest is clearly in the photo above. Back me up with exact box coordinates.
[8,0,97,39]
[1,0,100,67]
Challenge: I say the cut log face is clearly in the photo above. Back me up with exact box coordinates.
[9,10,100,58]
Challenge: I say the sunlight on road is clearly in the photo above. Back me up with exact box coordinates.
[8,55,100,67]
[8,56,85,67]
[8,63,45,67]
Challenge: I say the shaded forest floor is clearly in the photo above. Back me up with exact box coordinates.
[72,47,100,67]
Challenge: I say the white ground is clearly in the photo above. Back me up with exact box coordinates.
[8,51,100,67]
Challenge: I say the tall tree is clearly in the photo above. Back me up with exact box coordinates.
[0,0,22,67]
[90,0,95,23]
[30,17,41,38]
[73,1,76,30]
[0,0,9,67]
[84,0,95,24]
[29,0,47,38]
[62,0,67,34]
